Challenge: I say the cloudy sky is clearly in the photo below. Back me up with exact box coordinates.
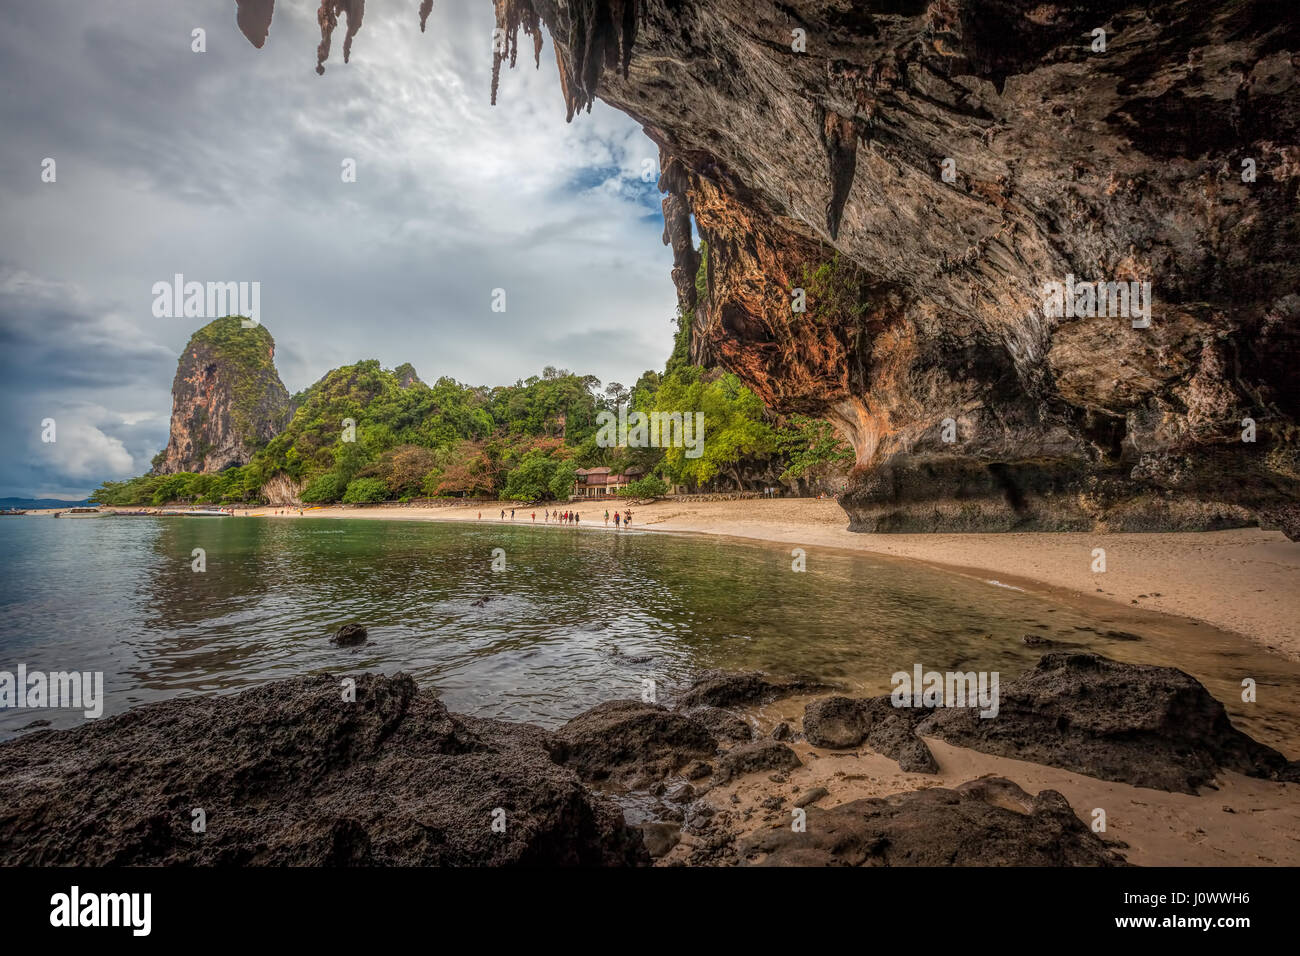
[0,0,677,499]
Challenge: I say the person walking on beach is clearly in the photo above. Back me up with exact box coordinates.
[531,512,536,523]
[575,513,580,524]
[614,511,620,528]
[544,508,549,522]
[604,509,609,526]
[624,509,632,528]
[511,508,515,520]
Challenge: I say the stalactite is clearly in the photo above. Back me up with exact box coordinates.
[491,0,544,106]
[234,0,275,49]
[315,0,365,76]
[560,0,639,118]
[658,150,701,315]
[821,110,859,241]
[233,0,637,121]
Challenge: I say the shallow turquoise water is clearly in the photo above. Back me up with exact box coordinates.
[1,516,1297,749]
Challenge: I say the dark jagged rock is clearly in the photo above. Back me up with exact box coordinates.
[739,777,1128,867]
[803,695,938,774]
[154,316,291,475]
[0,674,648,866]
[548,700,717,786]
[918,653,1300,793]
[331,622,368,646]
[674,669,830,710]
[716,739,801,783]
[683,706,753,745]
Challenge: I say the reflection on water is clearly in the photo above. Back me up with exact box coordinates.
[1,516,1298,753]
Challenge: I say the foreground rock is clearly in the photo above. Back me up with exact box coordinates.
[803,695,938,773]
[917,653,1300,793]
[739,777,1127,866]
[0,674,647,866]
[716,740,801,783]
[548,700,716,787]
[331,622,368,646]
[673,670,831,710]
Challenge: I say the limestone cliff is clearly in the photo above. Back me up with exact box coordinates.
[240,1,1300,536]
[154,316,291,474]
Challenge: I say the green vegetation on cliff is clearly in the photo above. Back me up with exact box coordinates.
[93,243,852,506]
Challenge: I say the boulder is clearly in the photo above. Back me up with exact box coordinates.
[803,695,938,773]
[684,706,753,745]
[331,623,368,646]
[716,739,801,782]
[674,670,830,710]
[918,653,1300,793]
[548,700,716,786]
[739,777,1127,866]
[0,674,647,866]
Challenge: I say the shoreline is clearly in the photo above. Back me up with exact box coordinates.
[228,498,1300,660]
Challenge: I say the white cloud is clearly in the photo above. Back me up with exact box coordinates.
[33,421,136,481]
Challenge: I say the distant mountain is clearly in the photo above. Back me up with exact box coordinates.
[0,497,91,509]
[153,316,291,475]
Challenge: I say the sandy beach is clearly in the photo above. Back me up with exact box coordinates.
[233,497,1300,660]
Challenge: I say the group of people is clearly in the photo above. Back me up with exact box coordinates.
[478,505,633,529]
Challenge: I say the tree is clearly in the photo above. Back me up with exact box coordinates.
[776,415,854,488]
[626,475,669,498]
[380,444,437,496]
[654,368,776,489]
[549,461,578,501]
[301,471,347,503]
[501,449,558,501]
[342,477,389,503]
